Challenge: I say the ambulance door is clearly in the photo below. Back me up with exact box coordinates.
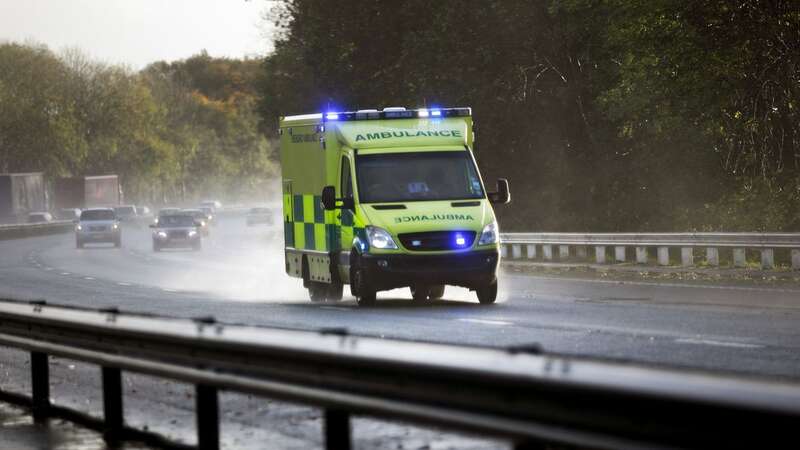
[336,156,355,276]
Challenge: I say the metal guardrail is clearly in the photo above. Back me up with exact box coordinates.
[500,232,800,269]
[0,299,799,450]
[0,220,74,240]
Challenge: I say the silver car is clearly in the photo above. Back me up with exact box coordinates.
[75,208,121,248]
[150,214,202,252]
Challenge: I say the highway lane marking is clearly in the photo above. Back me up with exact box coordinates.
[161,288,179,293]
[117,282,133,286]
[83,277,95,281]
[674,338,764,349]
[43,267,53,271]
[518,275,800,294]
[458,318,512,326]
[60,272,71,276]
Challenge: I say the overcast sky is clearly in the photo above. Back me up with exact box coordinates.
[0,0,272,69]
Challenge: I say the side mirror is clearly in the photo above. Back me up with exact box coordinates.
[321,186,337,210]
[488,178,510,204]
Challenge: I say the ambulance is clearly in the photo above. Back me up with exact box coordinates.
[279,107,509,306]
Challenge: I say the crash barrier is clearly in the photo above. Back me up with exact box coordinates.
[500,232,800,270]
[0,300,798,450]
[0,221,74,241]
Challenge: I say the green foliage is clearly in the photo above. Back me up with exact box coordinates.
[258,0,800,231]
[0,43,276,205]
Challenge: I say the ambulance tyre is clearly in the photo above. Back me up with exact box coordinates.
[476,280,498,304]
[351,253,376,306]
[428,284,445,300]
[326,282,343,301]
[308,283,326,302]
[410,285,430,302]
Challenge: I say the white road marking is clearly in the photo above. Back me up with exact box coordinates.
[43,267,53,271]
[161,288,178,293]
[320,306,350,311]
[674,338,764,349]
[60,272,71,276]
[458,318,512,326]
[117,282,133,286]
[83,277,95,281]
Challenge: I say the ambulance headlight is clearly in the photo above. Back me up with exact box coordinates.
[478,222,499,245]
[366,226,398,250]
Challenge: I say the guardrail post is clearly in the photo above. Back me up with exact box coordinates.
[512,244,522,259]
[635,246,648,264]
[657,247,670,266]
[733,248,747,268]
[594,246,605,264]
[196,384,219,450]
[706,248,719,266]
[500,244,508,258]
[526,244,537,259]
[576,246,587,259]
[615,246,626,262]
[681,248,694,267]
[542,245,553,260]
[761,249,775,269]
[558,245,569,259]
[102,367,124,443]
[31,351,50,422]
[793,249,800,270]
[324,409,351,450]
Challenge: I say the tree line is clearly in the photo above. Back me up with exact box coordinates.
[258,0,799,231]
[0,43,276,205]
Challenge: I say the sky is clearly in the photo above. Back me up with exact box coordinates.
[0,0,273,69]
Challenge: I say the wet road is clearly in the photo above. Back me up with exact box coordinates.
[1,216,799,380]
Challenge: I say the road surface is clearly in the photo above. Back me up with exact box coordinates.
[1,216,799,448]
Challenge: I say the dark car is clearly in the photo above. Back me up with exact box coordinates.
[150,214,201,252]
[181,209,210,236]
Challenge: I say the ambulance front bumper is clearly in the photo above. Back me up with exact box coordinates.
[360,249,499,290]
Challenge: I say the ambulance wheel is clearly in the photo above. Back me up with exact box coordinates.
[428,284,445,300]
[476,280,498,304]
[351,254,375,306]
[308,283,326,302]
[410,285,430,302]
[326,282,343,301]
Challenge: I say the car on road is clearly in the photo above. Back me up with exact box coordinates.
[150,214,202,252]
[246,207,273,226]
[199,206,216,226]
[57,208,82,221]
[26,212,53,223]
[113,205,138,222]
[181,209,210,236]
[75,208,121,248]
[200,200,221,210]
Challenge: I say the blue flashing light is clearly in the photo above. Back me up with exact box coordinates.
[455,232,467,247]
[418,109,430,118]
[430,109,442,117]
[325,113,339,121]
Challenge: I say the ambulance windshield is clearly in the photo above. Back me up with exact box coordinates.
[356,151,484,203]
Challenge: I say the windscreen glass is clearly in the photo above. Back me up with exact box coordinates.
[80,210,115,221]
[158,215,195,227]
[356,151,484,203]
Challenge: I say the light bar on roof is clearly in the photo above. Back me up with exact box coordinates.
[321,107,471,122]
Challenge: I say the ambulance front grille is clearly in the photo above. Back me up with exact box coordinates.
[397,231,476,251]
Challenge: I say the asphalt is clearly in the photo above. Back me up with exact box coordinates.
[1,217,799,448]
